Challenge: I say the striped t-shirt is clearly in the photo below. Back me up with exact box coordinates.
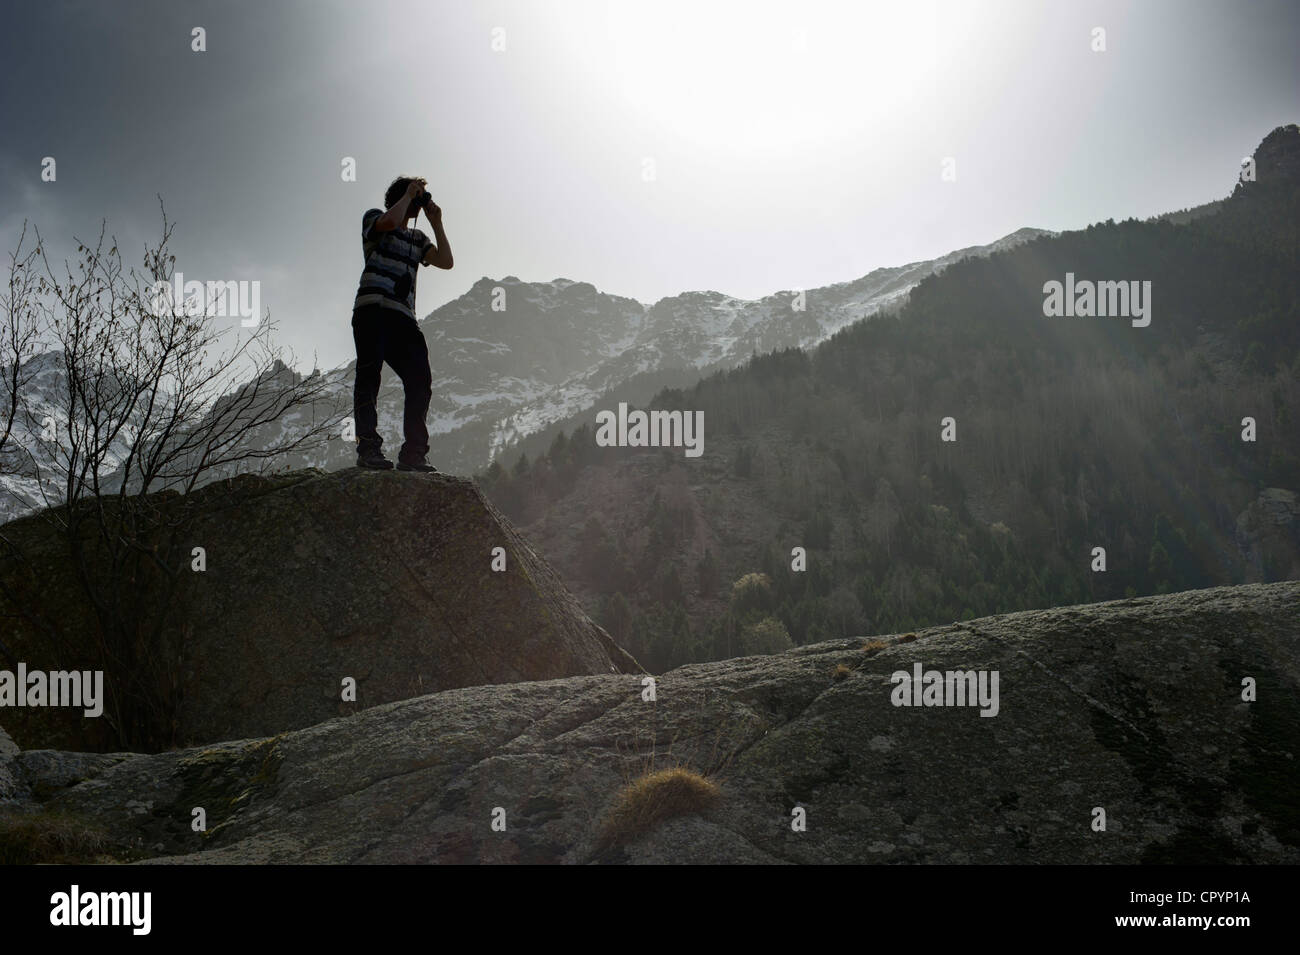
[352,208,433,320]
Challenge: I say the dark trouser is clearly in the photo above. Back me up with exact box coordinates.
[351,304,432,463]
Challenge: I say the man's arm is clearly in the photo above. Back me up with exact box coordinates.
[421,200,454,269]
[373,178,426,233]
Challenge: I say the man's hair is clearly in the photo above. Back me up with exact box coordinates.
[384,176,418,211]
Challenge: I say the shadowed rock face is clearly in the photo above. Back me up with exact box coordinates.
[0,468,639,749]
[3,581,1296,864]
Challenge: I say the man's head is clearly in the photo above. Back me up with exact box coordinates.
[385,176,424,220]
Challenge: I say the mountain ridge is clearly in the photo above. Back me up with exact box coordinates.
[0,226,1051,523]
[484,124,1300,672]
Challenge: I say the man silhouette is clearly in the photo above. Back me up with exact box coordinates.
[351,175,454,471]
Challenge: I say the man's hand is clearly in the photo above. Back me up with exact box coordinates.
[421,201,453,270]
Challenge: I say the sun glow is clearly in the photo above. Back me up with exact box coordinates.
[593,1,950,154]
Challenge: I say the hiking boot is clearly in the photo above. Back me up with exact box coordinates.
[397,459,438,473]
[357,450,394,470]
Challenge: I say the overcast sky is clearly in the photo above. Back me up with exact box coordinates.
[2,0,1296,370]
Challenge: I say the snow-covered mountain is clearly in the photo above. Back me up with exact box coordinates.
[0,350,147,519]
[0,227,1049,522]
[409,226,1050,467]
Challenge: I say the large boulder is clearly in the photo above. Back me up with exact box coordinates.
[4,580,1296,864]
[0,468,639,750]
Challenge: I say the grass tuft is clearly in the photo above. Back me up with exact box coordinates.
[0,810,114,865]
[596,766,721,850]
